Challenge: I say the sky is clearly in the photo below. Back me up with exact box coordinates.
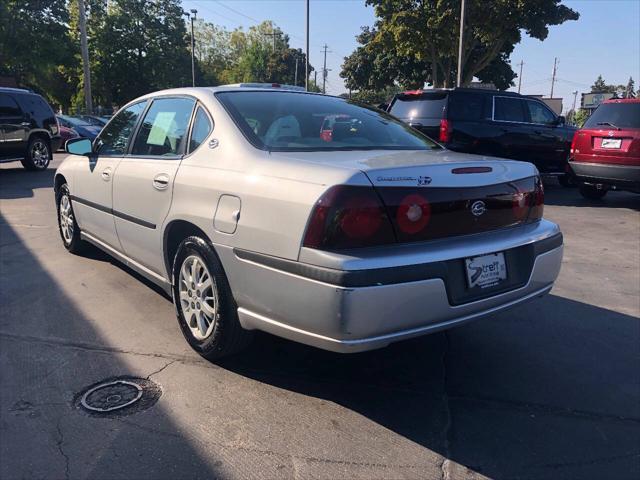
[181,0,640,113]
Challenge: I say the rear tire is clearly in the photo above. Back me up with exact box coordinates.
[579,183,608,200]
[21,136,51,171]
[172,236,252,360]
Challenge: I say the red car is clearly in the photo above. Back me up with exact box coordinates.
[569,98,640,199]
[57,123,79,151]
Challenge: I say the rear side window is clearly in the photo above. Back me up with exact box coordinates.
[15,94,55,124]
[494,97,526,122]
[131,97,195,156]
[189,107,212,153]
[96,101,147,155]
[448,92,487,121]
[0,93,21,117]
[584,103,640,129]
[389,93,448,119]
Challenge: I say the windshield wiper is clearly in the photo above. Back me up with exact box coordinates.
[596,122,621,130]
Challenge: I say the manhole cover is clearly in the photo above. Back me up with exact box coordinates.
[75,377,161,417]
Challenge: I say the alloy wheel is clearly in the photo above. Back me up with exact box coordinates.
[178,255,218,340]
[31,140,50,168]
[59,194,74,244]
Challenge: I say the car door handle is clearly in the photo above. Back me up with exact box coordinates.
[101,168,112,181]
[153,173,170,190]
[20,122,30,127]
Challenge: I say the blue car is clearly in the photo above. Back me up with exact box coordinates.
[56,115,102,140]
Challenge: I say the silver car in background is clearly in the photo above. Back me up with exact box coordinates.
[55,85,563,360]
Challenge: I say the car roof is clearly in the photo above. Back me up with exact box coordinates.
[0,86,36,95]
[602,98,640,104]
[395,87,523,98]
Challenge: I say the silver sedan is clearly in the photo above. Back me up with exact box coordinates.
[55,85,563,360]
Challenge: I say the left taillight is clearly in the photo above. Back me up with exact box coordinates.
[302,185,396,250]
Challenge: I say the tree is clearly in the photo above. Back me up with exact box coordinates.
[88,0,192,108]
[624,77,635,98]
[590,75,615,93]
[342,0,579,91]
[0,1,77,109]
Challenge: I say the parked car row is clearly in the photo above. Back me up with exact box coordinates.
[0,86,110,170]
[385,88,639,199]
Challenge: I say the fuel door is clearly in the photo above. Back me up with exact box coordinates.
[214,195,241,234]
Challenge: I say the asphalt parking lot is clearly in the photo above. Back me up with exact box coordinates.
[1,154,639,480]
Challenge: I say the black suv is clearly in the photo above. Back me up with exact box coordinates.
[0,87,61,170]
[388,88,577,182]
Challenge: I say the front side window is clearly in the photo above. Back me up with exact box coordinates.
[189,107,213,153]
[96,101,147,155]
[526,100,556,124]
[131,97,195,156]
[216,91,438,152]
[494,97,526,123]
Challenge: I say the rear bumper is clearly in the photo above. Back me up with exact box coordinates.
[569,161,640,189]
[218,220,563,353]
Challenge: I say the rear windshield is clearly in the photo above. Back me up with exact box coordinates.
[584,103,640,129]
[216,91,438,152]
[389,93,447,119]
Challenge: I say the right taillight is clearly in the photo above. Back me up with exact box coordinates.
[439,118,452,143]
[302,186,396,250]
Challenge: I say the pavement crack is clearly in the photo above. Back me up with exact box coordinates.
[146,359,177,380]
[440,331,452,480]
[0,331,206,366]
[55,416,70,480]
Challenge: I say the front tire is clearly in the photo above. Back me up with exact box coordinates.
[56,184,86,253]
[579,183,608,200]
[21,136,51,171]
[172,236,252,360]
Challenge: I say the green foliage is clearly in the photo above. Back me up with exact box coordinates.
[0,1,77,108]
[625,77,636,99]
[572,109,588,127]
[342,0,580,91]
[193,20,313,87]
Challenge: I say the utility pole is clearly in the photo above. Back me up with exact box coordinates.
[78,0,93,114]
[264,31,282,52]
[570,90,578,122]
[294,56,299,86]
[517,60,524,94]
[305,0,309,91]
[321,44,331,94]
[314,71,317,89]
[550,57,558,98]
[184,9,197,87]
[456,0,466,87]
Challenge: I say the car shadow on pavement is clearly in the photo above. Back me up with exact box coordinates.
[220,294,640,479]
[0,214,221,479]
[0,166,55,200]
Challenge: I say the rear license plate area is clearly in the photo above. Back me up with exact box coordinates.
[465,252,507,289]
[601,138,622,149]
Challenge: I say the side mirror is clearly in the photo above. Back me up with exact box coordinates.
[65,137,93,156]
[554,115,566,126]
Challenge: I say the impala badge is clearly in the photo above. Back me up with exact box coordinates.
[208,139,219,149]
[471,200,487,217]
[417,176,432,186]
